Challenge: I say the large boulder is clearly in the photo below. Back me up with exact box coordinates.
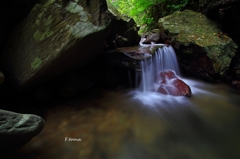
[158,10,238,81]
[0,109,44,157]
[206,0,240,88]
[0,0,111,90]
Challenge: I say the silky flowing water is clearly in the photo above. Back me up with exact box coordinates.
[10,46,240,159]
[138,46,180,92]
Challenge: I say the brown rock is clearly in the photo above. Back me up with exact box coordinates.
[157,70,191,97]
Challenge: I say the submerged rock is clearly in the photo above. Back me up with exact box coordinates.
[1,0,111,90]
[0,109,44,157]
[157,70,191,97]
[158,10,238,81]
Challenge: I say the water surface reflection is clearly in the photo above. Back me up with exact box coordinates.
[12,79,240,159]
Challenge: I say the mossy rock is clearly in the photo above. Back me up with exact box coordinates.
[158,10,238,81]
[1,0,111,90]
[0,109,44,157]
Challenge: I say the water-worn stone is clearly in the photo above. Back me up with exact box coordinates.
[157,70,191,97]
[158,10,238,81]
[0,0,111,90]
[0,109,44,157]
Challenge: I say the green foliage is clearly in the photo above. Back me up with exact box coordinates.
[110,0,190,33]
[167,0,189,13]
[111,0,161,26]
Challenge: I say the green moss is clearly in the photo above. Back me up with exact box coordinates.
[45,29,54,38]
[33,30,42,41]
[43,0,55,8]
[38,13,43,19]
[66,2,83,13]
[160,10,235,47]
[70,22,105,38]
[159,10,238,76]
[35,19,40,25]
[33,29,54,41]
[44,15,53,26]
[31,57,42,71]
[65,2,88,21]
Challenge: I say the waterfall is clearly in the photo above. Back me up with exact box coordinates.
[138,46,180,92]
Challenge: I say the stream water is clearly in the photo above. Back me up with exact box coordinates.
[9,46,240,159]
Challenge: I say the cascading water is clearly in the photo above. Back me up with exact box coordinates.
[138,46,180,92]
[133,39,215,106]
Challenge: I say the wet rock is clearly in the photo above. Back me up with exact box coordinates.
[0,109,44,157]
[158,10,238,81]
[0,0,111,90]
[157,70,191,97]
[103,46,156,72]
[105,0,140,48]
[142,29,161,44]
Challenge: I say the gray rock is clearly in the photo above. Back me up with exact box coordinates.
[158,10,238,81]
[0,109,44,157]
[1,0,111,90]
